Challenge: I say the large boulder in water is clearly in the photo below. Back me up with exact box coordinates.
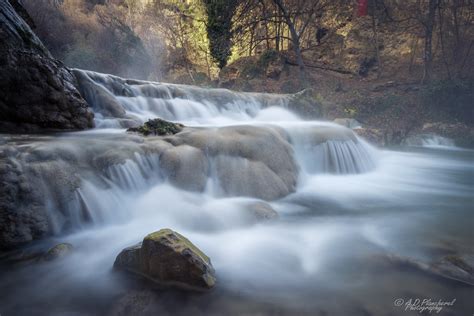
[114,229,216,290]
[0,0,94,132]
[165,125,298,200]
[159,145,208,191]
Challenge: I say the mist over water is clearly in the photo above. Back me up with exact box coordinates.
[1,70,473,315]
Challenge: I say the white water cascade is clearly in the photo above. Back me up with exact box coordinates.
[1,70,472,316]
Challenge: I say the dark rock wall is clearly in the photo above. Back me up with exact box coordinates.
[0,0,94,132]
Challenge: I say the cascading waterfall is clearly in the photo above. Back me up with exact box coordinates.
[74,69,378,164]
[0,69,385,253]
[404,133,456,148]
[1,70,473,316]
[73,69,289,128]
[0,70,383,237]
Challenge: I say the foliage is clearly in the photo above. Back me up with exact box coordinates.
[122,0,216,80]
[21,0,474,86]
[23,0,152,79]
[202,0,239,69]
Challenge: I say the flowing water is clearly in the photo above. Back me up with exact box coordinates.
[0,70,473,316]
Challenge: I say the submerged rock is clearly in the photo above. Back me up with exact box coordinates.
[160,145,208,191]
[403,133,455,147]
[107,290,157,316]
[127,119,184,136]
[114,229,216,290]
[354,127,385,146]
[42,243,73,261]
[170,125,298,200]
[420,122,474,148]
[0,0,94,132]
[245,201,279,222]
[386,253,474,286]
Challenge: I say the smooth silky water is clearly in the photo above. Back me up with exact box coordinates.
[0,71,472,315]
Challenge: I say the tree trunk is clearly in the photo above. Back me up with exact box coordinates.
[288,23,305,75]
[272,0,306,79]
[437,4,452,79]
[422,0,439,83]
[370,0,382,78]
[275,18,281,51]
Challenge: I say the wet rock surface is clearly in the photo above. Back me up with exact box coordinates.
[385,253,474,286]
[170,125,298,200]
[127,118,184,136]
[107,290,157,316]
[420,122,474,148]
[0,0,94,132]
[0,126,297,248]
[245,201,279,222]
[114,229,216,290]
[354,127,385,146]
[0,122,366,248]
[42,243,73,261]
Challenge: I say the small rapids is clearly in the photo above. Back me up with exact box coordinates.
[0,70,472,316]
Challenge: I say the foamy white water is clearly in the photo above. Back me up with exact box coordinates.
[0,70,472,316]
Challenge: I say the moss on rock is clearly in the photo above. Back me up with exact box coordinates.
[114,228,216,290]
[42,243,73,261]
[144,229,211,264]
[127,119,184,136]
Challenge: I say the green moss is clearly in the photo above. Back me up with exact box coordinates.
[127,118,184,136]
[145,229,210,263]
[42,243,73,261]
[343,107,358,117]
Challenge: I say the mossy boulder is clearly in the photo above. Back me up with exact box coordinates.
[127,119,184,136]
[114,229,216,290]
[42,243,73,261]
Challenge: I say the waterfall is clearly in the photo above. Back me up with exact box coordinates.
[287,123,378,174]
[404,133,456,149]
[1,70,380,245]
[3,69,472,316]
[73,69,290,128]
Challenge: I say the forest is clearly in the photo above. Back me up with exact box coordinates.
[23,0,473,82]
[18,0,473,141]
[0,1,473,315]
